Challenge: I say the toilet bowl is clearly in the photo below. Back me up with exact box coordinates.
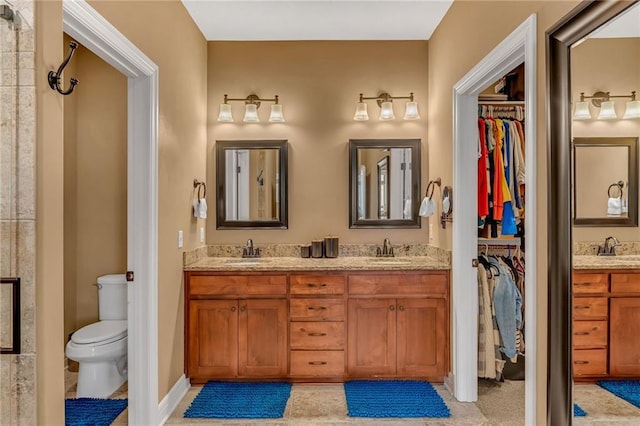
[66,320,128,398]
[66,274,128,398]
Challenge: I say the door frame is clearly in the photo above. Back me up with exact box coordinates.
[451,13,537,425]
[63,1,159,424]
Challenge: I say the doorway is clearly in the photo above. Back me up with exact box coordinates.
[62,0,159,423]
[451,13,537,425]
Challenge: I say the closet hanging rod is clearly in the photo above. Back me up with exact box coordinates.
[477,237,521,246]
[478,100,525,105]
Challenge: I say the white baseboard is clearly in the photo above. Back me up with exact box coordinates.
[158,374,190,425]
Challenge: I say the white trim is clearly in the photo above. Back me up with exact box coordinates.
[63,1,159,424]
[452,14,537,426]
[158,375,190,425]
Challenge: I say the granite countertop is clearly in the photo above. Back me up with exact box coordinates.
[573,255,640,270]
[184,256,451,272]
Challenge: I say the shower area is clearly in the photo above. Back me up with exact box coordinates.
[0,1,37,424]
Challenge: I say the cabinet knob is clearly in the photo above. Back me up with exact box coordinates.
[398,305,405,311]
[240,306,246,312]
[389,305,395,311]
[230,306,236,312]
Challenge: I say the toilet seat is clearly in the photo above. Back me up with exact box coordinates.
[71,320,127,345]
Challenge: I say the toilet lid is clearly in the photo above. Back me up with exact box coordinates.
[71,320,127,345]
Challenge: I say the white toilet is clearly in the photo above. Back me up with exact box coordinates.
[66,274,128,398]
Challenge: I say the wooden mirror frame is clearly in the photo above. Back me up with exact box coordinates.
[215,140,288,229]
[349,139,421,229]
[573,137,638,227]
[547,1,636,423]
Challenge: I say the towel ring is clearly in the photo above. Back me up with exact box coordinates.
[193,179,206,199]
[425,177,441,198]
[608,182,623,198]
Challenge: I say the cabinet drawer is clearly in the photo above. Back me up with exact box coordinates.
[290,275,345,295]
[573,297,608,319]
[290,298,344,321]
[348,273,447,296]
[290,322,344,350]
[290,350,344,377]
[189,275,287,296]
[611,273,640,293]
[573,273,608,294]
[573,320,607,347]
[573,349,607,376]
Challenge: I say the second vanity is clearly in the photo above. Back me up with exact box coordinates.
[573,255,640,381]
[183,255,450,384]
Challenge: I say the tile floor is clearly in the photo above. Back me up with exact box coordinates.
[64,372,640,425]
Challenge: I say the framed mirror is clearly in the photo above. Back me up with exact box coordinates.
[349,139,421,228]
[215,140,288,229]
[573,137,638,226]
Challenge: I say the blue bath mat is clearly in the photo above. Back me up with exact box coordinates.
[65,398,127,426]
[597,380,640,410]
[344,380,451,418]
[184,381,292,418]
[574,403,587,417]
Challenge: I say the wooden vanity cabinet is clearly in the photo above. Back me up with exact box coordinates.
[185,273,288,382]
[347,272,448,380]
[573,270,640,380]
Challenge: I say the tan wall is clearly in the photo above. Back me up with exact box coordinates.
[37,0,66,423]
[571,38,640,242]
[206,41,429,245]
[427,0,580,420]
[63,37,128,342]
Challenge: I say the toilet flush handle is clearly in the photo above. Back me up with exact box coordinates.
[93,283,103,289]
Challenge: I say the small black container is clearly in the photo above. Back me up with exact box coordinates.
[311,240,324,258]
[323,236,339,258]
[300,245,312,258]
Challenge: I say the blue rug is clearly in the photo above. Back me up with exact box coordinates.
[344,380,451,418]
[597,380,640,410]
[184,381,292,418]
[574,403,587,417]
[65,398,127,426]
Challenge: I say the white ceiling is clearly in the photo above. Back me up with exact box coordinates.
[181,0,454,41]
[590,3,640,38]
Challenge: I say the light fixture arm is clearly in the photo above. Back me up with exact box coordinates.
[359,92,415,107]
[222,93,280,109]
[580,90,636,107]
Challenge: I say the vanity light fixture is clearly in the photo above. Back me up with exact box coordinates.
[353,92,420,121]
[217,94,285,123]
[573,91,640,120]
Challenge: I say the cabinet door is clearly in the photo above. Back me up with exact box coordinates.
[347,298,396,376]
[610,297,640,375]
[188,299,238,378]
[238,299,288,377]
[396,298,446,377]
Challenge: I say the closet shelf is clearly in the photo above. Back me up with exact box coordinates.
[478,237,521,246]
[478,100,525,105]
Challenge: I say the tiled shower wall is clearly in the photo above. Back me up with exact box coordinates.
[0,0,36,424]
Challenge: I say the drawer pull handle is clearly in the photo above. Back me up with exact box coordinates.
[307,283,327,288]
[575,361,589,365]
[574,306,591,310]
[308,306,327,310]
[308,361,327,365]
[308,332,327,337]
[574,332,589,336]
[575,283,594,286]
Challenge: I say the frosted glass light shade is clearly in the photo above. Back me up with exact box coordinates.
[353,102,369,121]
[404,101,420,120]
[573,101,591,120]
[598,101,617,120]
[217,103,234,122]
[379,101,395,120]
[243,104,260,122]
[269,104,285,122]
[623,100,640,119]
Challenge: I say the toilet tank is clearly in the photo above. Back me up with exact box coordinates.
[97,274,128,320]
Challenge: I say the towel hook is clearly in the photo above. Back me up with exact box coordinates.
[48,41,79,96]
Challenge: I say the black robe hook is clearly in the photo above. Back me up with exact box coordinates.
[48,41,79,95]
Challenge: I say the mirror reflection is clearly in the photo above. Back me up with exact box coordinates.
[216,140,288,229]
[350,139,421,228]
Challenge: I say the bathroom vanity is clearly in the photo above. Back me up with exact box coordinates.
[183,256,449,384]
[573,256,640,381]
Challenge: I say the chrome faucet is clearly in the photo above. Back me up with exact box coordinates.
[242,239,261,258]
[376,238,395,257]
[597,236,621,256]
